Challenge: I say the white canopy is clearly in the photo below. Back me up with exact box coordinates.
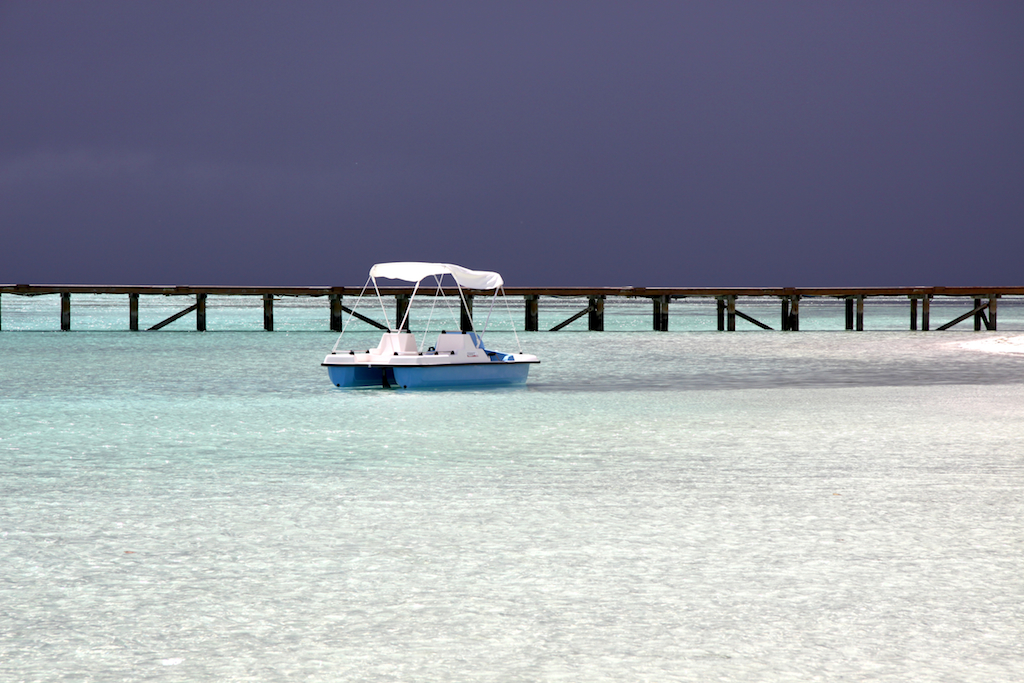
[369,262,504,290]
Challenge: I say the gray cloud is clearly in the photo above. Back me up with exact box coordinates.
[2,2,1022,286]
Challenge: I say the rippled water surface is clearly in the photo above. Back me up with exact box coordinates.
[2,297,1023,681]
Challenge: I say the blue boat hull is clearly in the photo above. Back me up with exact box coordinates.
[327,362,530,389]
[326,365,391,388]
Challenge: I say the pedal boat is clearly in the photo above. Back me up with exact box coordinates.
[323,262,539,389]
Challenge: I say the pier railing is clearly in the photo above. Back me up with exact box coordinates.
[2,284,1022,332]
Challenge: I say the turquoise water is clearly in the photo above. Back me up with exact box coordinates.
[2,295,1023,681]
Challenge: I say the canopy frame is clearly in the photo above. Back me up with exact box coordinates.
[330,262,523,354]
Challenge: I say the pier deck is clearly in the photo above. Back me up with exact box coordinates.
[2,284,1022,332]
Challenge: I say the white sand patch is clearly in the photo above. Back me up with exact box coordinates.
[959,335,1024,355]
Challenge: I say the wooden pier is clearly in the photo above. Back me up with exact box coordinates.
[1,284,1022,332]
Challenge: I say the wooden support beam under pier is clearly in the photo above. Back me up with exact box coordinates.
[856,295,864,331]
[129,293,139,331]
[910,297,918,331]
[781,297,791,331]
[339,304,387,330]
[148,303,199,331]
[524,295,539,332]
[727,295,736,331]
[588,296,605,331]
[845,298,854,330]
[989,296,998,330]
[936,301,990,331]
[716,298,725,331]
[61,292,71,331]
[550,303,594,332]
[922,296,930,331]
[735,308,773,330]
[788,296,800,331]
[263,294,274,331]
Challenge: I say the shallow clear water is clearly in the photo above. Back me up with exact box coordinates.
[2,296,1023,681]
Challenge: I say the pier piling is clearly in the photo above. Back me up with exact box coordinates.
[196,294,206,332]
[329,293,344,332]
[129,293,139,331]
[989,296,998,330]
[845,298,854,330]
[910,297,918,330]
[653,295,669,331]
[782,298,791,331]
[716,298,725,331]
[524,295,539,331]
[856,295,864,331]
[263,294,274,331]
[460,294,473,332]
[922,296,930,331]
[588,296,605,331]
[396,294,410,331]
[61,292,71,331]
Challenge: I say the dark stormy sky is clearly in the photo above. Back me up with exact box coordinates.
[1,2,1022,287]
